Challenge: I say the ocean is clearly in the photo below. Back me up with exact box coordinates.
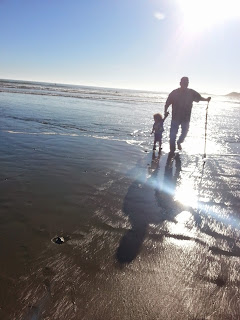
[1,79,239,155]
[0,79,240,319]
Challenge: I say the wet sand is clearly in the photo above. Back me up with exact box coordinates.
[0,129,240,320]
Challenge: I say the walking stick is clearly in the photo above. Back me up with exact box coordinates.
[203,100,210,160]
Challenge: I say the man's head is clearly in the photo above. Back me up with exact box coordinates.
[180,77,189,89]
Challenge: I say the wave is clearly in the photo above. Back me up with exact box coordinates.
[4,130,79,137]
[3,130,146,148]
[0,80,165,104]
[4,115,88,132]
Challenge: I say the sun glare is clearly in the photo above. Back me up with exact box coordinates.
[178,0,240,33]
[174,180,198,208]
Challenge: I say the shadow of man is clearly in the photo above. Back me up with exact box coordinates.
[116,152,184,264]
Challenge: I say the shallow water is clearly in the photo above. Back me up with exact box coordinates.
[0,80,240,319]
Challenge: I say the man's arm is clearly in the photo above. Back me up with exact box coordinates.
[192,90,211,103]
[199,96,211,102]
[164,101,171,116]
[164,93,173,117]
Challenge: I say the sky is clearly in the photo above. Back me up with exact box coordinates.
[0,0,240,94]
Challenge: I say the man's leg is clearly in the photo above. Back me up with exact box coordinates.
[177,122,190,149]
[170,120,179,152]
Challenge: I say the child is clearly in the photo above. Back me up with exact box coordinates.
[151,113,167,150]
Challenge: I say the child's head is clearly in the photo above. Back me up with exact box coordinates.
[153,113,163,122]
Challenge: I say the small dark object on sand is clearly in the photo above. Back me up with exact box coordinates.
[53,236,64,244]
[52,235,71,244]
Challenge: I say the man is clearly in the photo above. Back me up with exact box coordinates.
[164,77,211,152]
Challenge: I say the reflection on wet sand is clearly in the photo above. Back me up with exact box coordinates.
[116,151,162,263]
[116,152,198,263]
[117,151,240,265]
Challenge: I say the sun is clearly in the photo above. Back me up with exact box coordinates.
[177,0,240,34]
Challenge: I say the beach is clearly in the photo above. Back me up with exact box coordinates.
[0,80,240,319]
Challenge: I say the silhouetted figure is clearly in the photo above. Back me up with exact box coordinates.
[151,113,167,151]
[151,112,169,151]
[164,77,211,152]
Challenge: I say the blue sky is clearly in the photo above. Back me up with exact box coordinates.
[1,0,239,93]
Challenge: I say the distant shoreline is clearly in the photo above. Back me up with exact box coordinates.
[225,92,240,98]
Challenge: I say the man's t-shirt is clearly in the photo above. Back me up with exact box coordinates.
[166,88,202,122]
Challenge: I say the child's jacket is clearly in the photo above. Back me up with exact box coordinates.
[153,120,164,134]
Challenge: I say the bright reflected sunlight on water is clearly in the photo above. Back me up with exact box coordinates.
[174,180,198,208]
[184,122,223,156]
[168,211,197,248]
[184,137,222,156]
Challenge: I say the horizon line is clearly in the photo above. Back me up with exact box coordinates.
[0,77,236,96]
